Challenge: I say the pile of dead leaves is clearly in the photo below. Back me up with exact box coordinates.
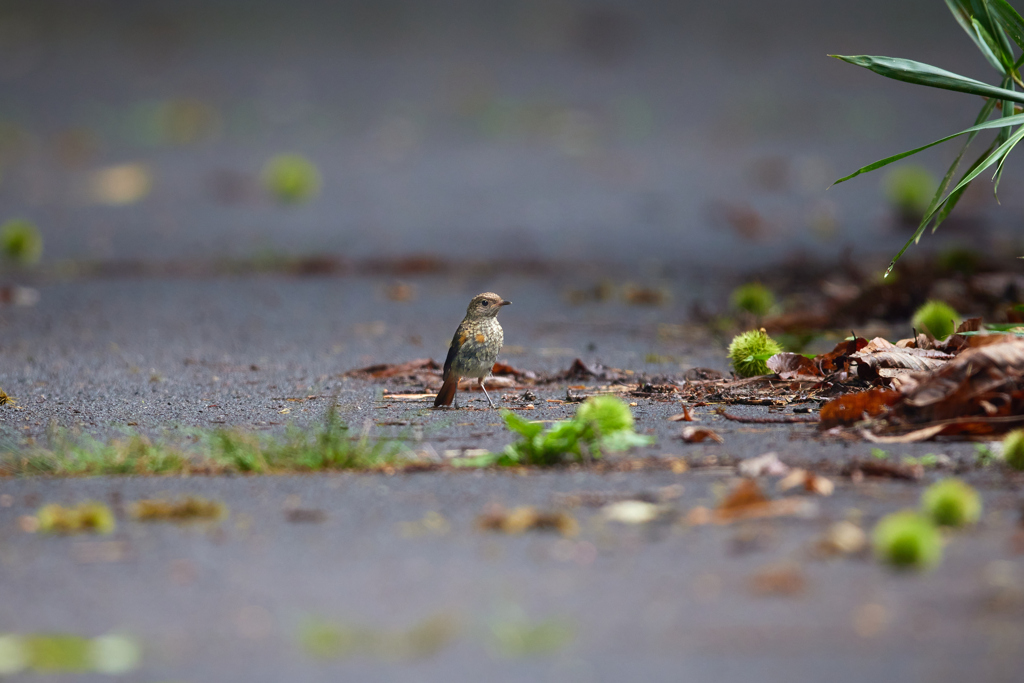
[813,320,1024,441]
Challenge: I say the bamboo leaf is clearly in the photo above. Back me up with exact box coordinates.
[923,124,1024,223]
[888,138,1003,275]
[992,0,1024,53]
[932,139,999,232]
[947,0,1012,71]
[832,109,1024,185]
[972,16,1011,71]
[830,54,1024,103]
[923,98,998,224]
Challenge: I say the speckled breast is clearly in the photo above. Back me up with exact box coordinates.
[451,318,504,378]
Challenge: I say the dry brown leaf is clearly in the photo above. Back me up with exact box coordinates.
[668,405,697,422]
[680,426,724,443]
[811,521,867,557]
[720,478,769,510]
[818,388,901,428]
[860,425,947,443]
[384,281,416,302]
[777,469,834,496]
[737,452,790,477]
[766,353,822,380]
[851,337,953,372]
[897,340,1024,413]
[346,358,440,379]
[476,504,579,537]
[685,478,818,525]
[844,459,922,481]
[749,563,807,596]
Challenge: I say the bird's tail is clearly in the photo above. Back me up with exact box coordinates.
[434,375,458,407]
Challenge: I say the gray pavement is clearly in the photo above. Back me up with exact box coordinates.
[1,273,1023,682]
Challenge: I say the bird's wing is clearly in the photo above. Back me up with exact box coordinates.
[442,327,468,380]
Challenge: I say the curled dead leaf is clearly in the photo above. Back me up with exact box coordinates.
[749,562,807,596]
[818,388,900,428]
[817,520,867,556]
[737,451,790,478]
[766,353,822,380]
[777,469,834,496]
[476,504,579,537]
[680,426,724,443]
[668,405,696,422]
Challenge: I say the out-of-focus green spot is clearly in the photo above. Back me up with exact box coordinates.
[88,634,142,674]
[299,619,351,659]
[729,282,776,316]
[129,496,227,523]
[911,300,959,340]
[26,635,91,673]
[0,635,27,674]
[1003,429,1024,470]
[938,246,981,275]
[872,510,943,570]
[487,612,575,658]
[0,634,141,674]
[299,614,458,660]
[0,218,43,265]
[921,478,981,527]
[262,154,321,204]
[35,501,115,535]
[882,164,936,217]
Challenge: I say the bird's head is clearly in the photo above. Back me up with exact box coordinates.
[466,292,511,319]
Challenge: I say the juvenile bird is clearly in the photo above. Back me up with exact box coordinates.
[434,292,511,409]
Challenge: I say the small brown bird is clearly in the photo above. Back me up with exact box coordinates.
[434,292,511,409]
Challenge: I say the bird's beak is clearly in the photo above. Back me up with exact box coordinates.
[500,300,512,306]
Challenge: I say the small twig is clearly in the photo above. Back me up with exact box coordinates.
[717,409,819,424]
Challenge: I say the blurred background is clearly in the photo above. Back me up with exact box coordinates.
[0,0,1019,271]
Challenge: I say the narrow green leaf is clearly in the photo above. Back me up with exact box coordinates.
[981,0,1018,66]
[927,98,997,211]
[833,109,1024,185]
[992,0,1024,53]
[932,138,999,231]
[830,54,1024,103]
[971,16,1010,71]
[942,0,1007,72]
[888,137,1002,275]
[924,124,1024,223]
[992,126,1022,198]
[947,0,990,52]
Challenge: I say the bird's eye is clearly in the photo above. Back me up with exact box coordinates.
[481,301,489,306]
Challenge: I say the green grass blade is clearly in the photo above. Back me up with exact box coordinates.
[833,109,1024,185]
[830,54,1024,103]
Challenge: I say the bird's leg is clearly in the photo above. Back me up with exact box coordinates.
[478,377,496,408]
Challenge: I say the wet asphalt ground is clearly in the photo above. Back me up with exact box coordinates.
[2,0,1024,680]
[1,271,1023,682]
